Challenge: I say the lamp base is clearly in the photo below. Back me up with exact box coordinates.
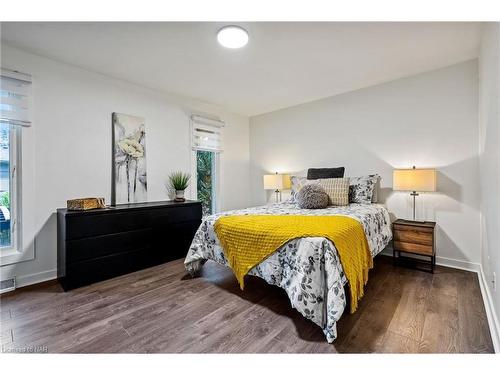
[274,189,282,203]
[410,191,419,221]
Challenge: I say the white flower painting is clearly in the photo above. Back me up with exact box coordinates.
[112,113,147,204]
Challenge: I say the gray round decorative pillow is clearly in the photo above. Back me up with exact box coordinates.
[296,183,329,209]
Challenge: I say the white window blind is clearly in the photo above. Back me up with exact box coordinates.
[0,69,32,127]
[191,115,224,152]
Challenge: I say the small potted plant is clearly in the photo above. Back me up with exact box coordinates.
[168,171,191,202]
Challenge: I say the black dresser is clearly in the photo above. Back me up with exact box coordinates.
[57,200,202,291]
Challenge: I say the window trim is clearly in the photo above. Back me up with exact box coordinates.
[189,115,223,215]
[212,151,221,214]
[0,125,24,265]
[0,68,33,267]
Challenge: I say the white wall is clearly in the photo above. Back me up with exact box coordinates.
[250,61,480,267]
[479,23,500,347]
[0,44,250,285]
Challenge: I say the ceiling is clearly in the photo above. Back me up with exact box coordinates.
[1,22,480,116]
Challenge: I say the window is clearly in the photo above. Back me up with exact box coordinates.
[0,123,18,249]
[0,69,31,254]
[191,115,224,216]
[196,150,217,216]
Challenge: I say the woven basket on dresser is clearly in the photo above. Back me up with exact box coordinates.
[67,198,106,211]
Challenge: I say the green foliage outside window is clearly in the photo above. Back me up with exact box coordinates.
[0,191,10,210]
[197,151,214,216]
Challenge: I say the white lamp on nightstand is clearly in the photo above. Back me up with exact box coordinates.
[263,172,291,202]
[393,166,437,222]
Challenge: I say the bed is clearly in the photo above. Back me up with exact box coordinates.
[184,201,392,343]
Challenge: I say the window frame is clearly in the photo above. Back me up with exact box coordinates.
[189,115,224,215]
[0,124,21,258]
[0,68,34,267]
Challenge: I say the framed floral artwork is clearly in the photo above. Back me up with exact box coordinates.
[111,113,147,205]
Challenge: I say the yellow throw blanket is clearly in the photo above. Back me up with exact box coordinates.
[214,215,373,313]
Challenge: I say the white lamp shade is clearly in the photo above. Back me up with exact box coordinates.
[263,174,291,190]
[393,168,436,192]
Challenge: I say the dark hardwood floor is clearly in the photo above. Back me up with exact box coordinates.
[0,256,494,353]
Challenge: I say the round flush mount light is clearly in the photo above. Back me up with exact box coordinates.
[217,26,249,49]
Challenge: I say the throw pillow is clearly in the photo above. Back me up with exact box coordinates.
[290,175,318,202]
[307,167,345,180]
[318,177,350,206]
[296,183,329,209]
[349,175,379,204]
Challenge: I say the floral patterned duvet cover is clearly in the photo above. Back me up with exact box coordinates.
[184,202,392,343]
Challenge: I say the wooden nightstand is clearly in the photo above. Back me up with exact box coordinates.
[392,219,436,273]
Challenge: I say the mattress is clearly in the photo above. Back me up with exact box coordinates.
[184,202,392,343]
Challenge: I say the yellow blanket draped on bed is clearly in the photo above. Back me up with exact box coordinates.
[214,215,373,313]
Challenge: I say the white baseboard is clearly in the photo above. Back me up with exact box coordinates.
[434,255,480,272]
[478,264,500,353]
[15,269,57,289]
[379,248,480,272]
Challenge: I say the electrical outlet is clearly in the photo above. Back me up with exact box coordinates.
[493,272,497,292]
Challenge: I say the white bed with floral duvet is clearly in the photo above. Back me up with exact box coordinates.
[184,202,392,343]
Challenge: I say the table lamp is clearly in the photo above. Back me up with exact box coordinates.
[263,172,291,202]
[393,166,436,222]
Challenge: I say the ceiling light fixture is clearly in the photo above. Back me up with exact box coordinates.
[217,26,249,49]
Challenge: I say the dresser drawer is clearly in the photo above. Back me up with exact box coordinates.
[163,220,202,259]
[65,210,151,240]
[61,247,157,290]
[393,228,433,246]
[394,240,434,255]
[150,205,202,224]
[65,228,153,263]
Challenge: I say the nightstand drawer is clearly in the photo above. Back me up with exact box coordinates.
[393,223,433,233]
[394,241,434,255]
[393,229,433,246]
[392,219,436,273]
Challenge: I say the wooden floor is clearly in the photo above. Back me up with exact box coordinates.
[0,256,494,353]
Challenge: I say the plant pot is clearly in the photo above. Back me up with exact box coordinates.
[174,189,185,202]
